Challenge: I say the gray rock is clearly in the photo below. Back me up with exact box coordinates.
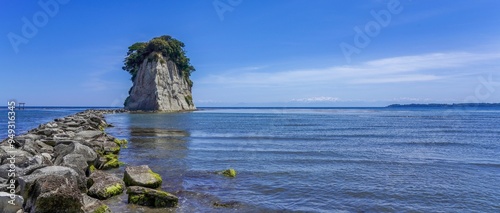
[127,186,178,208]
[61,154,88,173]
[81,194,112,213]
[103,141,120,154]
[54,143,97,165]
[18,164,47,176]
[125,52,196,111]
[18,166,85,199]
[0,192,23,213]
[72,143,98,163]
[64,121,81,128]
[45,122,58,128]
[41,153,52,162]
[87,171,125,200]
[0,164,15,179]
[75,131,103,140]
[0,148,33,168]
[24,175,84,213]
[123,165,162,188]
[38,128,60,137]
[39,139,56,147]
[21,140,54,156]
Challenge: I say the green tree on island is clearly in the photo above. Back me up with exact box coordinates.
[122,35,195,86]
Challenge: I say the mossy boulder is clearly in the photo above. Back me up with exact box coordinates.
[82,194,112,213]
[123,165,162,188]
[127,186,178,208]
[87,171,125,200]
[221,168,237,178]
[103,141,120,154]
[95,154,122,170]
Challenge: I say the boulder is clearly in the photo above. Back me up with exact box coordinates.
[95,154,120,170]
[75,131,103,140]
[81,194,112,213]
[123,165,162,188]
[24,175,84,213]
[0,192,23,213]
[0,148,33,168]
[102,141,120,154]
[41,153,52,162]
[0,164,16,179]
[54,143,97,165]
[127,186,178,208]
[18,166,85,199]
[18,164,47,177]
[61,154,89,174]
[87,171,125,200]
[22,140,54,155]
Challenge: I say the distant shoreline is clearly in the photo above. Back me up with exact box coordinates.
[3,103,500,109]
[387,103,500,108]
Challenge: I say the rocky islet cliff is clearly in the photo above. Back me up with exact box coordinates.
[123,35,196,112]
[125,52,195,111]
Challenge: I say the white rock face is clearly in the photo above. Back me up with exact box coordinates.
[125,53,196,111]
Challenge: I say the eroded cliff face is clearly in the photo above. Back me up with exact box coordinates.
[124,53,195,111]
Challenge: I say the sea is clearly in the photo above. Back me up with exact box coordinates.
[1,107,499,212]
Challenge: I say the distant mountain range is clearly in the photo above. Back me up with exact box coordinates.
[387,103,500,108]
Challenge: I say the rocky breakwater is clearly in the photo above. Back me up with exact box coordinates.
[0,109,178,213]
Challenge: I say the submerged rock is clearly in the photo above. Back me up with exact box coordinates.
[123,165,162,188]
[221,168,237,178]
[87,171,125,200]
[126,186,178,208]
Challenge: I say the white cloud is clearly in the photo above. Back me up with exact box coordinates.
[352,74,442,84]
[291,96,340,103]
[198,52,500,87]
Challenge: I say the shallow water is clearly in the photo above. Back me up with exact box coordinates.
[102,108,500,212]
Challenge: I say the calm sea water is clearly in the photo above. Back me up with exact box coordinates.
[103,107,500,213]
[1,107,500,212]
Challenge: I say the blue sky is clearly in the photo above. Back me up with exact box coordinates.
[1,0,500,107]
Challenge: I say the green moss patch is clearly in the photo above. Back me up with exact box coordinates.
[102,158,120,170]
[222,168,237,178]
[113,138,128,148]
[93,204,110,213]
[104,183,124,198]
[148,170,163,188]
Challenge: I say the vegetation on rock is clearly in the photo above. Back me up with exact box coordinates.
[122,35,195,86]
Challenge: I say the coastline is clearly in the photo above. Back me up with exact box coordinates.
[0,109,179,213]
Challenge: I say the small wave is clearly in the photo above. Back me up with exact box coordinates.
[469,162,500,168]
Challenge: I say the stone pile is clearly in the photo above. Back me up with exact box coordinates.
[0,109,178,213]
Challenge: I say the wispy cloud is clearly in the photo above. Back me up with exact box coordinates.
[81,50,126,91]
[291,96,340,103]
[198,52,500,87]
